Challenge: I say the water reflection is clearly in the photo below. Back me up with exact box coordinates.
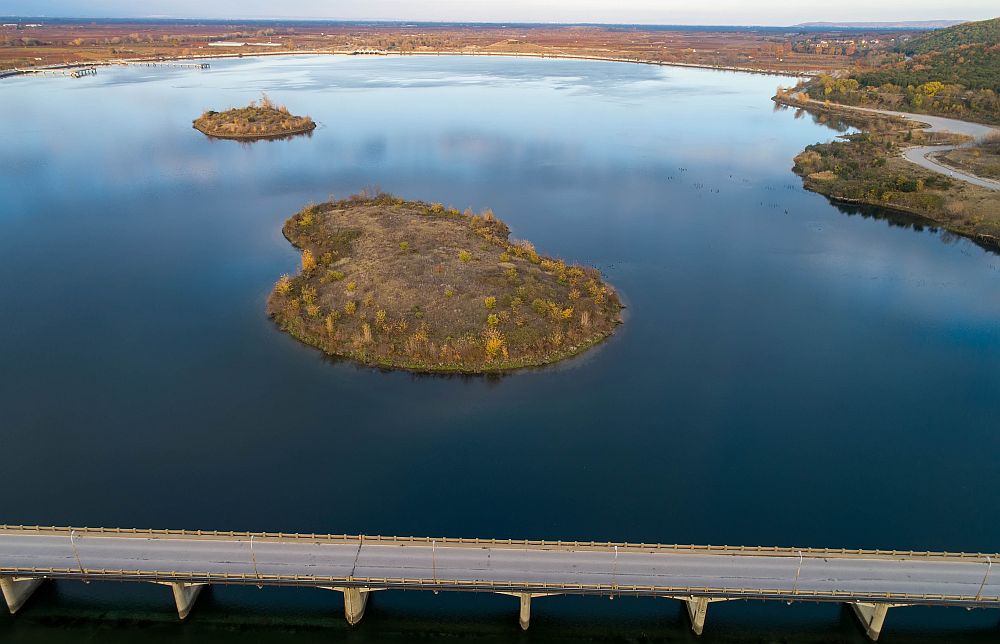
[773,102,855,133]
[831,201,997,255]
[198,129,317,144]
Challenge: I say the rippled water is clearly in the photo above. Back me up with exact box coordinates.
[1,55,998,642]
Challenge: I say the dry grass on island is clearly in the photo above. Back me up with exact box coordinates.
[267,192,623,373]
[193,94,315,140]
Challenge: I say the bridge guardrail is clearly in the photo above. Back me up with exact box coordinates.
[1,525,997,561]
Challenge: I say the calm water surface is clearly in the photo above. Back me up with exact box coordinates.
[1,55,998,642]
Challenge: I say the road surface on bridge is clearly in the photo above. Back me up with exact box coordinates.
[1,527,997,606]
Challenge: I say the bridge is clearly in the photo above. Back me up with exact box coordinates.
[3,61,210,81]
[1,526,996,640]
[112,60,211,69]
[10,66,96,78]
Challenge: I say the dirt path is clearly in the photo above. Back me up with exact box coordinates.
[805,100,1000,191]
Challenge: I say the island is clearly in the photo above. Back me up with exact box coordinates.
[193,94,315,140]
[267,192,623,372]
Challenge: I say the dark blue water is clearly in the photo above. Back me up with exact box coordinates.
[1,55,998,642]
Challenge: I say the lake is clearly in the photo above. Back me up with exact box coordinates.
[1,54,998,642]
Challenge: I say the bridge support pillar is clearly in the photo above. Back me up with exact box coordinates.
[667,596,729,636]
[519,593,532,631]
[0,576,43,614]
[154,582,206,619]
[850,602,899,641]
[322,587,380,625]
[498,592,557,630]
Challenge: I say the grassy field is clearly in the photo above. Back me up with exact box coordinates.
[193,95,315,140]
[0,21,861,74]
[267,192,623,373]
[935,134,1000,180]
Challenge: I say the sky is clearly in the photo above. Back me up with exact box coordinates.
[2,0,997,26]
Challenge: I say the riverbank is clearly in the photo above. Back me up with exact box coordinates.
[268,193,622,373]
[796,99,1000,190]
[0,21,851,77]
[775,95,1000,248]
[2,49,821,81]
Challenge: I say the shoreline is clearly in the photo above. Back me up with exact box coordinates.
[778,96,999,138]
[774,95,1000,190]
[2,48,821,80]
[295,319,620,376]
[192,120,316,141]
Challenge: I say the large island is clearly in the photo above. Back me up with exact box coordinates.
[268,193,623,372]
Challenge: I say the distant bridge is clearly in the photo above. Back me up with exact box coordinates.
[5,60,209,80]
[110,60,210,69]
[1,525,997,640]
[10,65,96,78]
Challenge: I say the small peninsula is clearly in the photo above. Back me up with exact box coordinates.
[193,94,315,140]
[773,94,1000,248]
[267,193,623,372]
[768,17,1000,248]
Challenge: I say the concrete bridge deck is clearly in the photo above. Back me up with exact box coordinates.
[1,525,997,640]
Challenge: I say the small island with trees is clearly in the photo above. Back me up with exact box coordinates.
[193,94,315,140]
[268,192,623,372]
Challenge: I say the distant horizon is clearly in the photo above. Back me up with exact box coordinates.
[0,15,981,29]
[0,0,995,27]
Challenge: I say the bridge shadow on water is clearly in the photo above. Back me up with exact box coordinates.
[2,583,998,644]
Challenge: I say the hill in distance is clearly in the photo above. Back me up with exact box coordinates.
[900,16,1000,53]
[855,16,1000,92]
[796,16,1000,123]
